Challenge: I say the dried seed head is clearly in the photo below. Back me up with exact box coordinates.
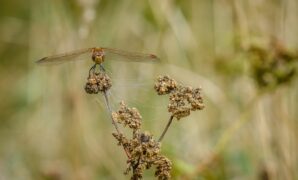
[154,75,205,120]
[168,106,191,120]
[154,156,172,180]
[188,87,204,111]
[85,77,100,94]
[112,102,172,180]
[168,86,204,120]
[112,101,142,131]
[85,72,112,94]
[154,75,178,95]
[248,41,297,89]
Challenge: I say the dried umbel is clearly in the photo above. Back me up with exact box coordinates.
[154,155,172,180]
[85,71,112,94]
[154,75,178,95]
[155,76,204,120]
[247,41,297,89]
[168,86,204,120]
[112,101,142,132]
[112,102,172,180]
[113,132,172,180]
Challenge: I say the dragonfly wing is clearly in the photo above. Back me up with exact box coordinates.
[102,47,160,62]
[36,48,93,65]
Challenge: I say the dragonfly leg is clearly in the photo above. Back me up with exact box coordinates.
[88,64,96,78]
[99,64,106,72]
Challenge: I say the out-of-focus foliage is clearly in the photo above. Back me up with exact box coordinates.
[1,0,298,179]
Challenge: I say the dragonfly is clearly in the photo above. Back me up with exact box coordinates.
[36,47,160,66]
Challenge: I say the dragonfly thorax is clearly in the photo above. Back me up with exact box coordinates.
[92,48,105,64]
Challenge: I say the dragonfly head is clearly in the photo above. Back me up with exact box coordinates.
[92,48,105,64]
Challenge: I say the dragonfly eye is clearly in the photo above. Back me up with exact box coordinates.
[92,54,97,61]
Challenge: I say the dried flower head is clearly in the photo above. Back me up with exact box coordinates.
[154,75,178,95]
[112,102,172,180]
[247,40,297,89]
[155,76,204,120]
[112,101,142,132]
[169,86,204,120]
[154,155,172,180]
[85,71,112,94]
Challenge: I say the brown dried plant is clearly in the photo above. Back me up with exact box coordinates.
[247,39,298,89]
[85,66,204,179]
[154,75,204,142]
[112,101,171,180]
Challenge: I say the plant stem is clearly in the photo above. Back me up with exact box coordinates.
[158,115,174,142]
[102,90,131,159]
[103,91,121,133]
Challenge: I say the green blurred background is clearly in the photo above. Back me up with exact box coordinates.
[1,0,298,179]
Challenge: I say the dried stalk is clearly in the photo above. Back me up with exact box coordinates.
[158,115,174,142]
[102,90,131,159]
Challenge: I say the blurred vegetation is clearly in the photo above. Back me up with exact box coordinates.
[0,0,298,179]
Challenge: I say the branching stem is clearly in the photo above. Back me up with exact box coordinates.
[102,90,131,159]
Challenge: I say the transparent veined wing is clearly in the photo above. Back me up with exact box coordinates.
[102,47,160,62]
[36,48,93,65]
